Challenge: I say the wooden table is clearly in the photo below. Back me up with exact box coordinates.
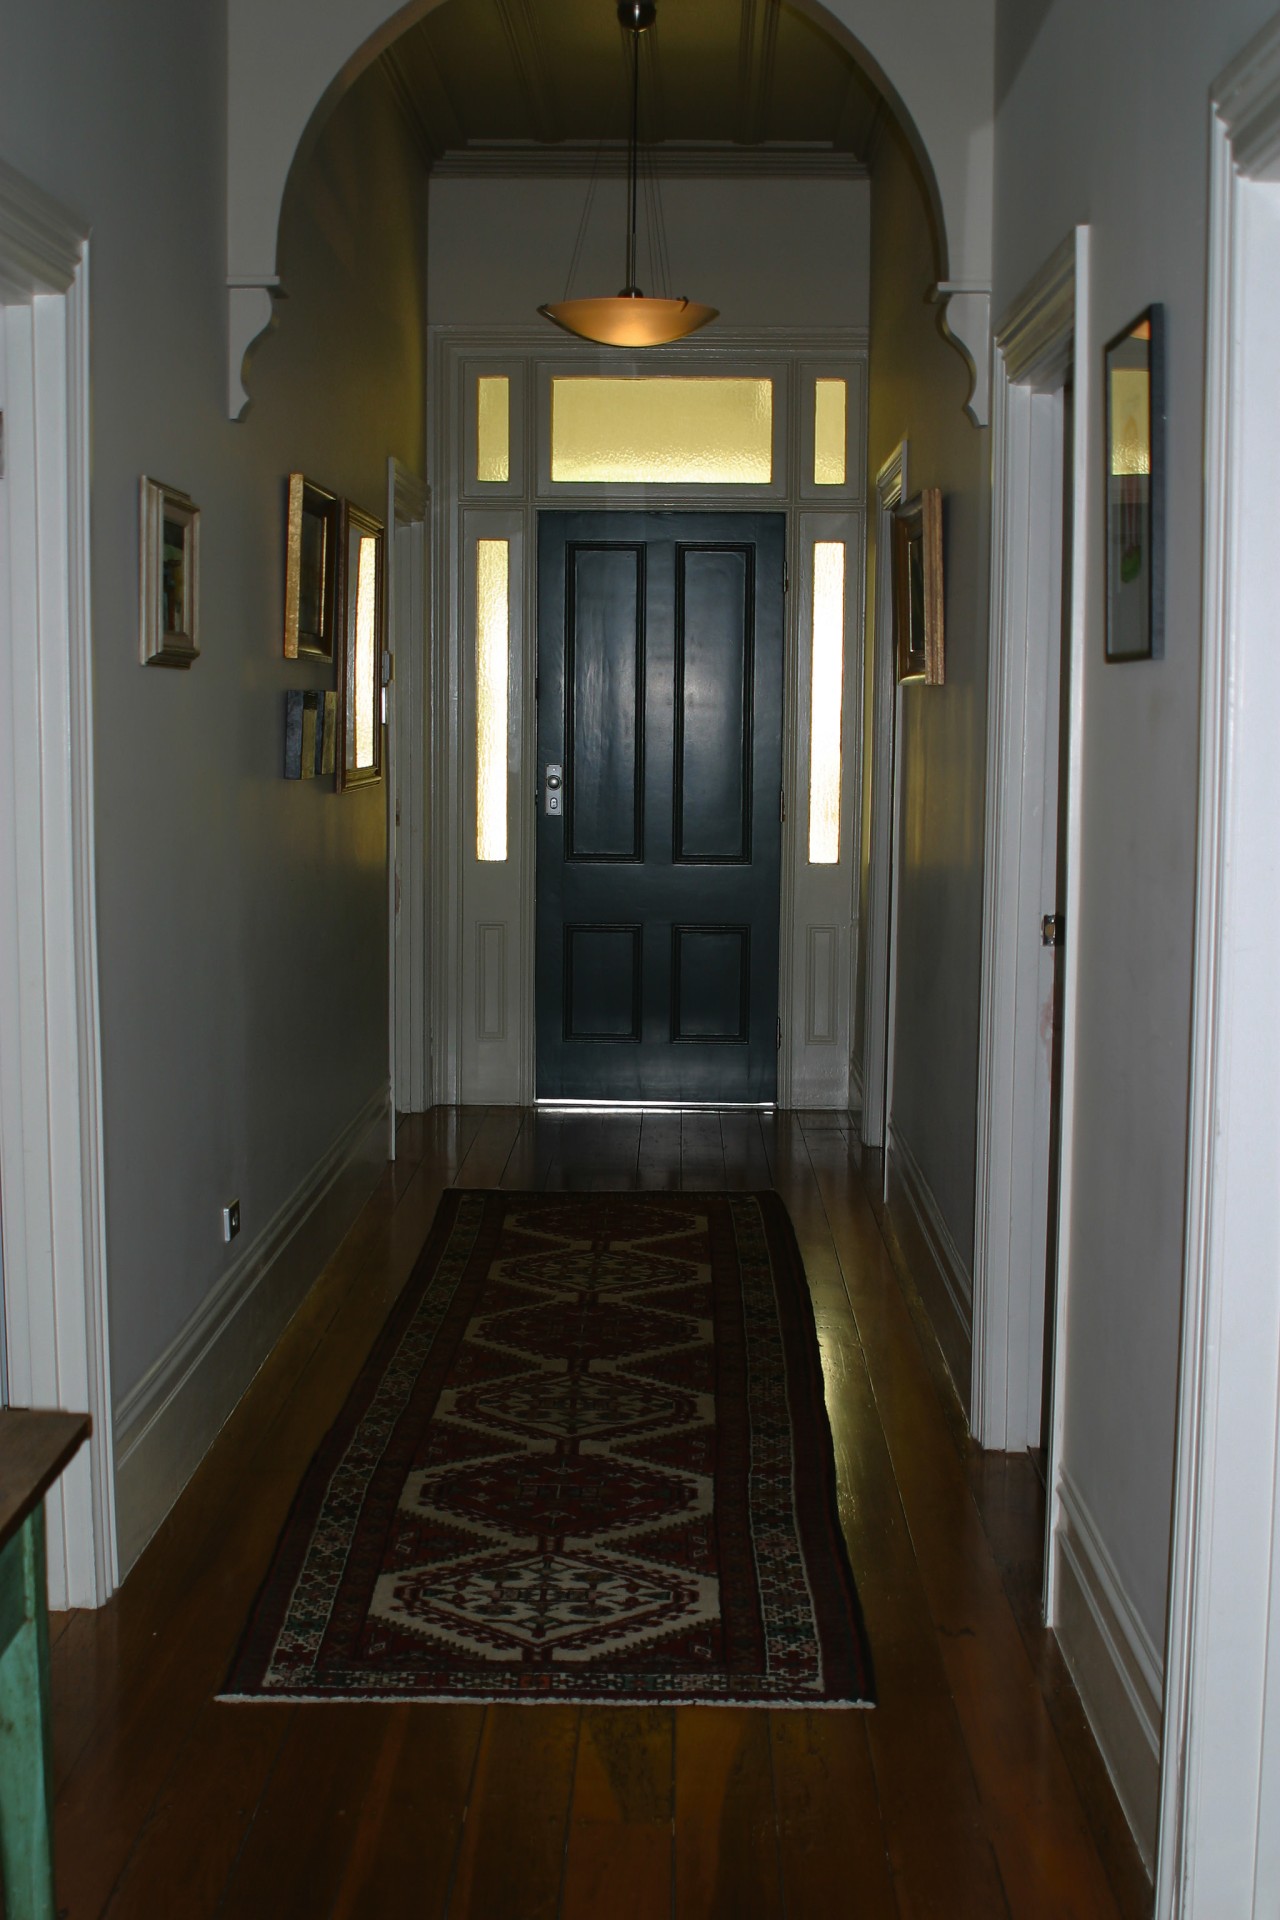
[0,1409,91,1920]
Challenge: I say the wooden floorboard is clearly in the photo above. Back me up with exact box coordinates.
[51,1106,1150,1919]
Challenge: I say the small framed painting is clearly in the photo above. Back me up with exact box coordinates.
[1104,305,1165,661]
[283,473,340,661]
[338,501,385,792]
[892,486,944,685]
[139,477,200,668]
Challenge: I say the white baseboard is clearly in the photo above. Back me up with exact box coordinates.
[113,1086,390,1576]
[1054,1471,1163,1871]
[888,1123,973,1335]
[849,1053,865,1116]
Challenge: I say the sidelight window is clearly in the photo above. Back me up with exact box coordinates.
[808,542,845,864]
[475,538,509,862]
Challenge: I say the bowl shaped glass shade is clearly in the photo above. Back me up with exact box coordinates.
[539,294,719,348]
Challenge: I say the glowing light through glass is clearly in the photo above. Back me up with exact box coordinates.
[551,378,772,484]
[808,542,845,865]
[477,376,510,483]
[475,539,509,862]
[814,379,848,486]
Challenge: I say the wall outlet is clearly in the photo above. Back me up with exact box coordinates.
[222,1199,241,1244]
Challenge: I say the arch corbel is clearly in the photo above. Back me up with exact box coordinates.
[225,0,994,421]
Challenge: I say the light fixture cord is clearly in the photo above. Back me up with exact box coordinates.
[626,23,640,294]
[564,140,604,300]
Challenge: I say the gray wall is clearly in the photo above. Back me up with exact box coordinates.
[427,171,870,330]
[859,119,991,1276]
[994,0,1275,1656]
[0,4,428,1406]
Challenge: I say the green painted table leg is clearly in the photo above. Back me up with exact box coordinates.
[0,1504,56,1920]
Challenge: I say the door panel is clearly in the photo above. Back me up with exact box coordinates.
[537,511,784,1102]
[566,545,643,861]
[675,548,751,862]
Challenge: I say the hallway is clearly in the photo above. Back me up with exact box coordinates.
[49,1109,1148,1917]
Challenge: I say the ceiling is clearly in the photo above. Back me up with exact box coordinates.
[380,0,883,171]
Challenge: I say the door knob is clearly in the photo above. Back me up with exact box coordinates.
[544,763,564,817]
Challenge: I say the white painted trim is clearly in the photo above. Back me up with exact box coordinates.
[0,163,114,1608]
[861,440,906,1154]
[848,1052,864,1116]
[887,1121,973,1337]
[428,327,868,1110]
[1042,230,1090,1618]
[1057,1471,1163,1870]
[972,231,1089,1606]
[1156,21,1280,1913]
[387,459,430,1140]
[113,1085,389,1574]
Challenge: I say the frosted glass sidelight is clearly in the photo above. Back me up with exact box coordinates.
[477,376,510,483]
[354,536,378,770]
[813,379,847,486]
[476,539,509,862]
[551,378,773,484]
[808,543,845,864]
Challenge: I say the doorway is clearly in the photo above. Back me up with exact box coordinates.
[973,230,1088,1606]
[535,510,785,1104]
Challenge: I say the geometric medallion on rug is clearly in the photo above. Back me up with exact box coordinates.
[223,1188,874,1706]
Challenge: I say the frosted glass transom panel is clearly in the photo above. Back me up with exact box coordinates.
[808,543,845,864]
[551,378,773,484]
[813,379,847,486]
[476,539,509,862]
[477,376,510,483]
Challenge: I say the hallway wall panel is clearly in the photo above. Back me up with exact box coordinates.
[860,119,992,1318]
[993,0,1279,1716]
[0,12,428,1566]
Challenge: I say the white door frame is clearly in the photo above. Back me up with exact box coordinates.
[386,458,430,1137]
[1156,22,1280,1912]
[424,327,868,1111]
[0,159,115,1606]
[860,440,907,1159]
[971,231,1090,1594]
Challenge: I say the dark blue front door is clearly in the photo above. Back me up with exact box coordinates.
[536,511,785,1103]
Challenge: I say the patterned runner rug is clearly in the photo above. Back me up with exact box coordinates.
[224,1189,874,1706]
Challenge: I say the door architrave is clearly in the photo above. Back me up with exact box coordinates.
[972,232,1089,1633]
[861,440,906,1164]
[0,158,115,1606]
[424,326,867,1110]
[386,458,430,1145]
[1156,22,1280,1911]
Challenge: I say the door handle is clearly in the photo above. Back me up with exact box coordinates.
[544,763,564,817]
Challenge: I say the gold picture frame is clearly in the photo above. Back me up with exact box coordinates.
[283,473,340,661]
[337,501,385,792]
[139,476,199,668]
[892,486,944,685]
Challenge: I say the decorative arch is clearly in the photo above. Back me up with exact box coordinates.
[225,0,994,419]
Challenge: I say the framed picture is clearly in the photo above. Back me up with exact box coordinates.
[1104,305,1165,661]
[892,486,944,685]
[139,477,199,668]
[283,473,340,661]
[337,501,385,792]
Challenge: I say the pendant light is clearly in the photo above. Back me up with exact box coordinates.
[539,1,718,348]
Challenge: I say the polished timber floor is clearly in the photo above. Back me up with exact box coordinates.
[49,1109,1152,1919]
